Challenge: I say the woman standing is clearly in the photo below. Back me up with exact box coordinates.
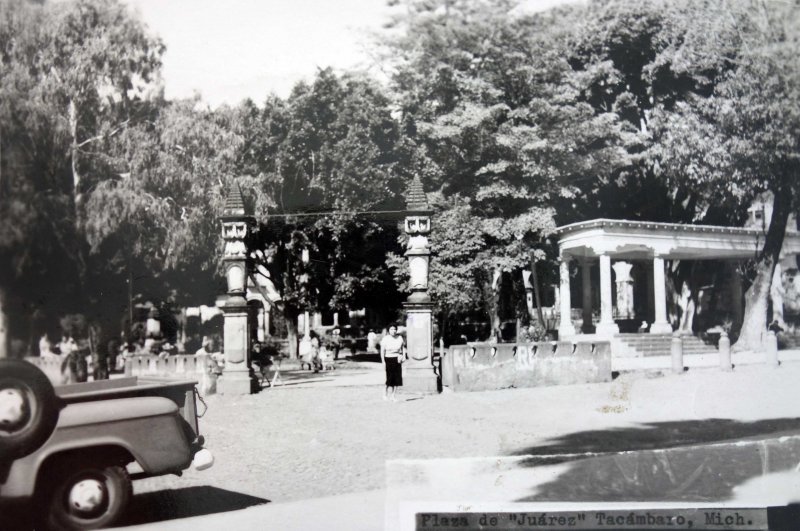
[380,325,405,401]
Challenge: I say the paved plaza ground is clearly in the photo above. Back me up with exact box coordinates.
[113,358,800,530]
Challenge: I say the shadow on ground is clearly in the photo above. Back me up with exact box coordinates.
[509,418,800,503]
[346,353,381,363]
[257,368,379,390]
[511,417,800,461]
[117,486,269,526]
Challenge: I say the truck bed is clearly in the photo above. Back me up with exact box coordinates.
[55,377,202,442]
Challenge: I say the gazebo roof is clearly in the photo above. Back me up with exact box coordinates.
[554,218,800,260]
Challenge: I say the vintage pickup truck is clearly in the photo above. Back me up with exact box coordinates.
[0,359,213,530]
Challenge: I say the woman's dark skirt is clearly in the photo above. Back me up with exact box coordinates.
[384,356,403,387]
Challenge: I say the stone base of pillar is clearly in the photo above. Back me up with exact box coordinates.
[595,321,619,338]
[403,301,439,394]
[298,337,312,358]
[221,299,254,395]
[558,322,576,339]
[650,322,673,334]
[402,365,439,394]
[217,368,257,395]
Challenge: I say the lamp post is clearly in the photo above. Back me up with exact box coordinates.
[218,181,257,395]
[403,176,438,394]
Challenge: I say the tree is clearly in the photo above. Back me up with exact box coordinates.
[382,0,634,336]
[83,97,243,338]
[645,0,800,349]
[240,70,409,356]
[0,0,163,356]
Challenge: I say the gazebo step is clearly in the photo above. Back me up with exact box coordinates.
[615,333,718,358]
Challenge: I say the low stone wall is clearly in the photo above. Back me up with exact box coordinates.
[124,354,205,379]
[441,341,612,392]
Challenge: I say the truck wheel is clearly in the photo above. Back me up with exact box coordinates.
[40,463,132,530]
[0,359,60,461]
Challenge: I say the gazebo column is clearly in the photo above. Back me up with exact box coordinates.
[558,256,576,338]
[650,255,673,334]
[596,254,619,337]
[581,259,594,333]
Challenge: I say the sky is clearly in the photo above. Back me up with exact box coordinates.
[124,0,573,107]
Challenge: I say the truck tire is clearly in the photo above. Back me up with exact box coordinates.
[40,462,132,530]
[0,359,61,462]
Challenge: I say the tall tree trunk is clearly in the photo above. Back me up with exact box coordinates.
[530,254,545,328]
[483,269,502,342]
[0,285,9,358]
[734,186,792,351]
[69,99,81,202]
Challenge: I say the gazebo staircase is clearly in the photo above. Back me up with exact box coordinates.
[614,333,718,358]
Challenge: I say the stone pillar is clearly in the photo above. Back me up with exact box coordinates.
[650,255,672,334]
[558,256,576,338]
[766,330,779,367]
[596,254,619,337]
[719,331,732,371]
[581,259,594,333]
[403,176,438,393]
[612,261,634,320]
[333,312,340,327]
[218,182,257,395]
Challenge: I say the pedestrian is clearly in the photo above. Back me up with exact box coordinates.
[367,329,378,353]
[310,334,322,373]
[330,328,342,360]
[380,324,405,402]
[195,336,222,394]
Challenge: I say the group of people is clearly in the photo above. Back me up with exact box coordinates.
[301,329,343,373]
[38,334,94,384]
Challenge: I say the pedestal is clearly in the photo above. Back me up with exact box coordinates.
[403,302,438,394]
[218,298,256,395]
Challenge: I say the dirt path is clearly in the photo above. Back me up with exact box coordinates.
[133,363,800,506]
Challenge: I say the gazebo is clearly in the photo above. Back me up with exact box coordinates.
[553,219,800,339]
